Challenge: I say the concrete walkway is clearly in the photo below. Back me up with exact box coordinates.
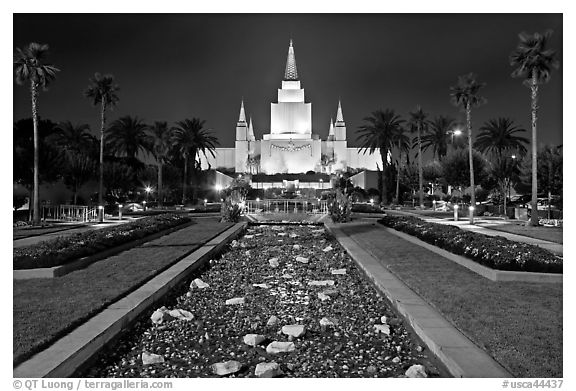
[387,210,563,255]
[13,219,136,249]
[327,220,511,378]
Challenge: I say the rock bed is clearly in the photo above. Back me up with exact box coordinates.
[85,224,443,378]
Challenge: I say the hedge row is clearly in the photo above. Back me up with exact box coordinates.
[379,215,562,274]
[14,213,192,270]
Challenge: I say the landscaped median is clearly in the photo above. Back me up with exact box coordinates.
[14,213,192,278]
[379,215,562,274]
[13,218,233,368]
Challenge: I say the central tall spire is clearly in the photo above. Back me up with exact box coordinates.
[284,39,299,81]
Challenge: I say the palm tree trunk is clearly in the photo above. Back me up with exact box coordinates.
[98,98,106,222]
[466,103,475,224]
[395,147,401,204]
[31,81,40,225]
[380,150,388,205]
[417,125,424,208]
[157,162,163,207]
[530,70,539,226]
[182,155,188,205]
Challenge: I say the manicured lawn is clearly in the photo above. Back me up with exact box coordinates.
[340,224,562,378]
[483,223,563,244]
[13,218,232,366]
[13,224,84,240]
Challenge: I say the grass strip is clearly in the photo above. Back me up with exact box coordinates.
[340,223,562,378]
[13,218,232,366]
[480,223,563,244]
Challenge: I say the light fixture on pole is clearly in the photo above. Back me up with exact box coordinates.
[118,204,123,221]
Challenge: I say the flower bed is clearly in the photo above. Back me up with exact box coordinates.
[13,214,192,270]
[379,215,562,273]
[85,224,442,378]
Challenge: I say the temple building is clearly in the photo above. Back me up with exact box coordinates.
[201,40,380,187]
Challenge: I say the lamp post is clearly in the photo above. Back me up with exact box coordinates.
[453,204,459,221]
[145,186,152,205]
[468,205,475,224]
[447,129,463,148]
[118,204,123,221]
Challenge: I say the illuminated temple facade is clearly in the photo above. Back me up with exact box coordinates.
[200,40,380,176]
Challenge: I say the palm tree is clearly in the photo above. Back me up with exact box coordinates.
[407,106,428,208]
[106,116,151,170]
[450,73,486,224]
[51,121,98,204]
[14,42,59,224]
[84,73,119,222]
[171,118,218,204]
[149,121,172,206]
[357,109,405,205]
[421,116,456,160]
[474,117,528,158]
[510,30,559,226]
[393,126,411,204]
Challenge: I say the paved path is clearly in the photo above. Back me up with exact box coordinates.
[328,220,511,377]
[387,210,563,255]
[13,219,136,249]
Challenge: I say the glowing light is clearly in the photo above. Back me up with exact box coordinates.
[98,205,104,210]
[215,185,222,191]
[204,199,208,204]
[145,186,152,193]
[118,204,123,208]
[454,204,459,209]
[370,198,374,204]
[453,129,462,136]
[468,206,475,211]
[256,198,260,202]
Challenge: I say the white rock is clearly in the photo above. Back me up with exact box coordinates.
[295,256,309,264]
[168,308,194,321]
[277,232,286,236]
[317,292,330,301]
[267,315,279,327]
[405,364,428,378]
[281,324,306,338]
[331,268,347,275]
[381,316,387,324]
[244,235,254,239]
[319,317,338,327]
[289,233,299,238]
[253,283,270,289]
[142,352,165,365]
[374,324,391,335]
[231,240,239,248]
[282,273,293,279]
[392,356,401,363]
[266,341,296,354]
[150,309,165,325]
[191,278,209,289]
[308,280,335,286]
[255,362,283,378]
[268,258,279,268]
[211,360,242,376]
[293,244,301,250]
[243,334,266,347]
[323,245,334,252]
[225,297,245,305]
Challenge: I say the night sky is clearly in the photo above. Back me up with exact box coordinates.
[13,14,563,151]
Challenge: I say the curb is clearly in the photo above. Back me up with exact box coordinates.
[384,227,562,283]
[13,222,247,378]
[13,221,195,279]
[325,221,511,378]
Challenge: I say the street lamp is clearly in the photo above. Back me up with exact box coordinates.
[145,186,152,204]
[118,204,123,221]
[447,129,463,145]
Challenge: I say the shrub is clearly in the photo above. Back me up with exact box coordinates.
[379,215,562,273]
[329,190,352,223]
[13,213,192,270]
[220,189,245,223]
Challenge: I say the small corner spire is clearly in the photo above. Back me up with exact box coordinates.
[329,118,334,136]
[238,99,246,123]
[336,100,344,123]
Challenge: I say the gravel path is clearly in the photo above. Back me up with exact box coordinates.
[85,224,443,378]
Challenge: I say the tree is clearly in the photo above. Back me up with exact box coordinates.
[51,121,98,204]
[393,126,410,204]
[149,121,172,207]
[357,109,405,205]
[421,116,456,160]
[14,42,60,224]
[489,155,520,214]
[84,73,119,221]
[171,118,218,204]
[474,117,528,158]
[407,106,428,208]
[450,73,486,223]
[106,116,151,170]
[510,30,560,226]
[441,149,489,198]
